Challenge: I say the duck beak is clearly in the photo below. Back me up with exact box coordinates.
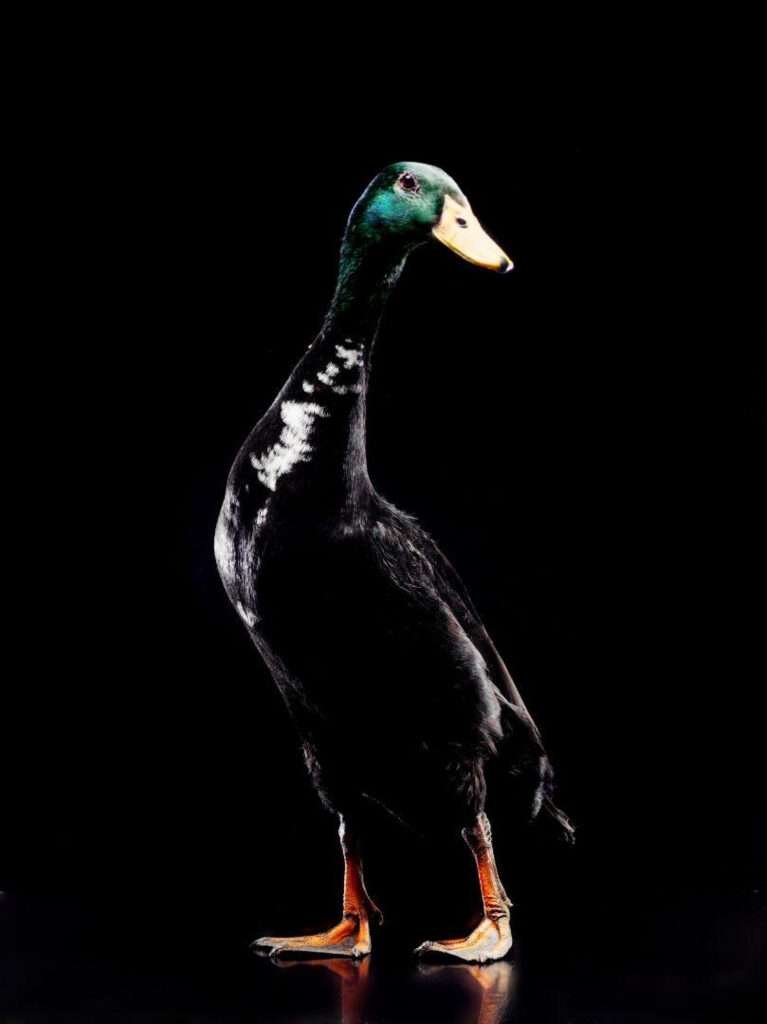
[432,195,513,273]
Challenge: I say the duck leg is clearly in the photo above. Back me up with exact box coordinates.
[253,816,381,959]
[414,813,512,963]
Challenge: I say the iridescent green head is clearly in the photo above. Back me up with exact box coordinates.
[344,161,512,273]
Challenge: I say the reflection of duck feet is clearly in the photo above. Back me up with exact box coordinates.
[414,914,512,963]
[272,955,370,982]
[270,955,371,1024]
[419,960,516,1024]
[252,911,372,959]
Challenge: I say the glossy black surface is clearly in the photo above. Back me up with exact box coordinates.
[2,887,765,1021]
[6,46,764,1024]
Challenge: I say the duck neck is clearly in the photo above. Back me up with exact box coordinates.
[286,240,409,509]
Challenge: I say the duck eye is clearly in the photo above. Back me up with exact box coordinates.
[398,172,420,193]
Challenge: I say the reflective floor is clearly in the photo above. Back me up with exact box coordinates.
[1,889,764,1022]
[251,956,517,1024]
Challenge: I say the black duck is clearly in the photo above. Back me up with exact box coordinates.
[214,162,573,963]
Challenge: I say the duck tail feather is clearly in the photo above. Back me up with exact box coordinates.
[541,795,576,843]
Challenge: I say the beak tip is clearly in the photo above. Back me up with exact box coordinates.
[500,258,514,274]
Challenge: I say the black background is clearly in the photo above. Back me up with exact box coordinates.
[3,33,765,1022]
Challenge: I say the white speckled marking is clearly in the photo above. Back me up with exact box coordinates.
[335,343,363,369]
[236,600,257,628]
[317,362,340,386]
[255,504,269,527]
[250,400,328,492]
[301,380,315,393]
[214,490,237,585]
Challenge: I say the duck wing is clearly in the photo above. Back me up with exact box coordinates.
[403,521,541,735]
[397,515,575,840]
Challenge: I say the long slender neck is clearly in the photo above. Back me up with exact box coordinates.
[325,236,407,342]
[278,239,408,509]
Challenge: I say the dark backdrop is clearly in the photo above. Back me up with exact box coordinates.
[4,53,765,1019]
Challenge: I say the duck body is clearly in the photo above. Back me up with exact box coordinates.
[215,163,571,962]
[215,328,548,839]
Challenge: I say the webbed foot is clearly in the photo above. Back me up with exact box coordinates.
[414,914,512,963]
[252,912,372,959]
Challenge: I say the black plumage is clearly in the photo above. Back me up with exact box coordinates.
[214,162,571,961]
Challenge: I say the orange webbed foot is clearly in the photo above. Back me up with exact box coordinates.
[252,912,372,959]
[414,914,512,963]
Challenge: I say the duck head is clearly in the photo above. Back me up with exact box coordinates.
[345,161,513,273]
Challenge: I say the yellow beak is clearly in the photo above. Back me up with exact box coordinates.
[432,194,513,273]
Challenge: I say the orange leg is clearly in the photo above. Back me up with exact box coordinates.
[252,816,381,959]
[415,813,513,963]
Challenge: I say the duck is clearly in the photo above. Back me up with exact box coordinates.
[214,161,573,964]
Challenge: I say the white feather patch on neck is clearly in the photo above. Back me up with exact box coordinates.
[317,362,340,386]
[250,400,328,491]
[335,343,364,369]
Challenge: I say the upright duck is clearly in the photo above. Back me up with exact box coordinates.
[214,162,573,963]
